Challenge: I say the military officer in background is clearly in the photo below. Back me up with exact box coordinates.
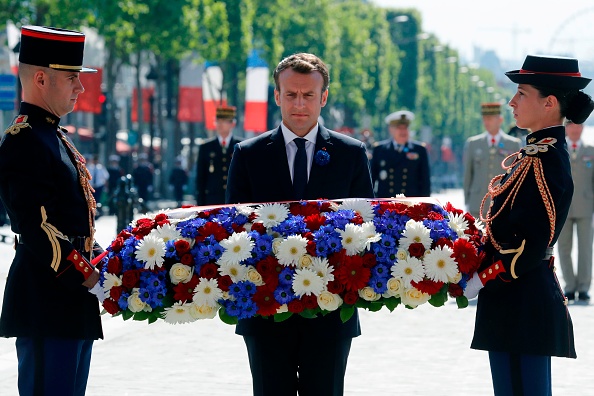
[558,120,594,303]
[463,103,522,219]
[195,106,243,205]
[371,110,431,197]
[0,25,103,395]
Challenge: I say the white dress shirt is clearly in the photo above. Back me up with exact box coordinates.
[280,123,318,182]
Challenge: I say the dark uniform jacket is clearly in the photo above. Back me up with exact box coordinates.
[196,136,242,205]
[226,125,374,337]
[471,126,575,358]
[0,103,103,340]
[371,139,431,197]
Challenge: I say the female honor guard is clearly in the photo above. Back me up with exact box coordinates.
[463,55,594,395]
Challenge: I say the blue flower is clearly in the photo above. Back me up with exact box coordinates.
[314,148,330,166]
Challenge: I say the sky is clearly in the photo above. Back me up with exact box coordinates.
[371,0,594,65]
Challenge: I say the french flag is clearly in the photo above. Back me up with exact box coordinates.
[244,49,269,133]
[202,62,226,131]
[177,54,204,123]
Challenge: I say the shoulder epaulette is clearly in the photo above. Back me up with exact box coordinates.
[5,115,31,135]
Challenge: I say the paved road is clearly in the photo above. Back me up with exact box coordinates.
[0,189,592,395]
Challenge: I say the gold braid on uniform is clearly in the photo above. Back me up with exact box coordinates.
[57,128,97,252]
[479,139,557,251]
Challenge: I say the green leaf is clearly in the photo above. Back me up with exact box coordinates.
[122,310,134,321]
[299,309,318,319]
[368,301,383,312]
[384,297,401,312]
[429,291,447,307]
[218,307,239,325]
[133,311,151,321]
[340,305,355,323]
[456,296,469,309]
[273,312,293,322]
[355,299,370,309]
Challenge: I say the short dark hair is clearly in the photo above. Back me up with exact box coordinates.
[273,53,329,93]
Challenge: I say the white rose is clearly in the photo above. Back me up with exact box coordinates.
[169,263,194,285]
[400,287,431,308]
[396,249,408,261]
[299,254,314,269]
[246,266,264,286]
[128,290,148,313]
[276,304,289,314]
[189,302,219,319]
[448,271,462,283]
[359,286,381,301]
[317,291,343,311]
[383,277,404,298]
[272,238,283,255]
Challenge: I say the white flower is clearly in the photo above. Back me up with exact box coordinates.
[102,272,122,292]
[317,291,343,311]
[298,254,314,269]
[276,304,289,314]
[152,223,182,243]
[235,204,255,217]
[423,246,458,283]
[337,199,375,222]
[449,271,462,283]
[255,203,289,227]
[391,257,425,287]
[360,221,382,249]
[311,256,334,284]
[193,278,224,306]
[135,234,166,269]
[383,277,405,298]
[246,266,264,286]
[359,286,381,301]
[448,212,469,237]
[292,268,325,297]
[219,231,254,266]
[218,261,248,283]
[276,235,308,266]
[336,223,366,255]
[189,302,220,319]
[399,219,433,250]
[474,219,486,234]
[127,289,151,313]
[400,286,431,308]
[169,263,194,285]
[396,248,409,261]
[162,302,196,324]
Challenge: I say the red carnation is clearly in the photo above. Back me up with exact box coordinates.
[288,299,305,313]
[408,242,426,258]
[427,211,444,221]
[406,203,432,222]
[106,256,122,275]
[289,201,319,217]
[448,283,463,298]
[304,214,326,231]
[174,240,191,255]
[443,202,463,216]
[336,255,371,292]
[306,240,317,256]
[412,279,444,295]
[254,288,280,317]
[250,222,266,235]
[199,263,219,279]
[103,298,120,315]
[122,270,140,289]
[134,218,155,237]
[199,222,229,241]
[231,223,245,233]
[343,290,359,305]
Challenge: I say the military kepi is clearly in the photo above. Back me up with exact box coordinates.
[19,25,96,73]
[216,105,236,120]
[481,102,501,116]
[505,55,590,89]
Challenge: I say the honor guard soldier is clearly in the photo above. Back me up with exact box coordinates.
[195,106,243,205]
[0,25,104,395]
[463,103,522,218]
[371,110,431,197]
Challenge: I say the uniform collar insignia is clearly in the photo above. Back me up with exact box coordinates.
[46,117,56,124]
[15,115,28,123]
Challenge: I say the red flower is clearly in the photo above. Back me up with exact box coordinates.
[408,242,426,258]
[103,298,120,315]
[448,283,463,298]
[288,299,305,313]
[336,255,371,291]
[106,256,122,275]
[173,275,199,302]
[302,294,318,310]
[122,270,140,289]
[412,279,444,295]
[327,280,345,295]
[217,275,233,292]
[289,201,321,217]
[376,201,408,216]
[231,223,245,233]
[306,240,317,256]
[174,240,191,256]
[304,214,326,231]
[406,203,433,221]
[453,238,480,274]
[344,290,359,305]
[110,234,129,253]
[443,202,463,216]
[154,213,169,224]
[199,263,219,279]
[250,222,266,235]
[109,285,124,301]
[199,222,229,241]
[254,288,280,317]
[180,252,194,266]
[435,237,454,249]
[362,253,377,268]
[133,218,155,237]
[427,211,444,221]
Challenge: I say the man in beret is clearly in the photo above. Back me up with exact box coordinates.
[195,105,243,205]
[462,102,522,219]
[370,110,431,197]
[0,25,103,395]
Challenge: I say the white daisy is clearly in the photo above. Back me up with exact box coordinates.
[399,219,433,250]
[336,223,366,255]
[292,268,325,297]
[102,273,122,299]
[219,231,254,266]
[236,204,256,217]
[311,256,334,284]
[423,246,458,283]
[360,221,382,249]
[276,235,308,266]
[337,199,375,222]
[217,261,248,283]
[391,257,425,286]
[255,203,289,228]
[193,277,224,306]
[162,302,196,324]
[151,223,182,243]
[448,212,469,237]
[135,234,166,269]
[474,219,486,234]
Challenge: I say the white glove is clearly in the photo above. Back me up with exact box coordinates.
[463,272,484,300]
[88,282,105,303]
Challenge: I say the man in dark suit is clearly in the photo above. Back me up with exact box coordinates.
[226,53,374,396]
[196,106,242,205]
[371,110,431,197]
[0,25,103,395]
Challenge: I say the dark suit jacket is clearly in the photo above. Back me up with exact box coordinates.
[371,139,431,197]
[226,125,374,336]
[196,136,242,205]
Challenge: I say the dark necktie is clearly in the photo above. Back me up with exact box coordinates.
[293,138,308,199]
